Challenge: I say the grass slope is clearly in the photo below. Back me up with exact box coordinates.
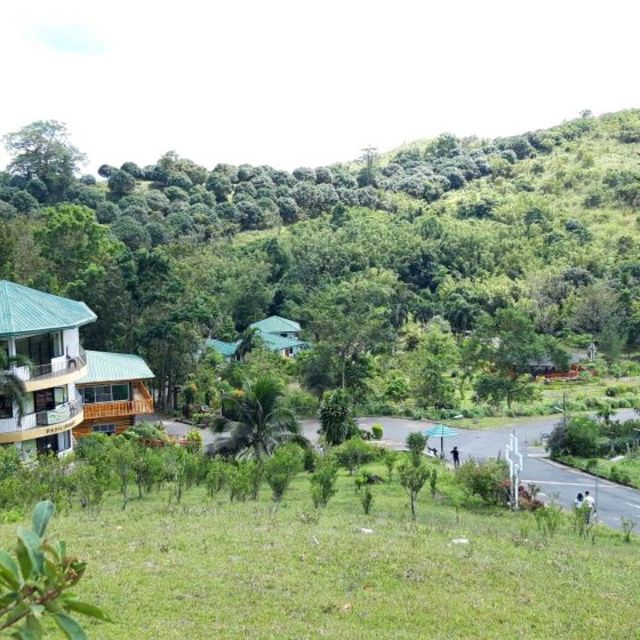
[0,461,638,639]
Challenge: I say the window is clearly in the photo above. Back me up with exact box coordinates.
[0,396,12,419]
[93,423,116,435]
[51,332,63,358]
[59,430,71,451]
[112,384,130,401]
[16,333,53,366]
[0,341,8,359]
[80,384,130,404]
[95,386,112,403]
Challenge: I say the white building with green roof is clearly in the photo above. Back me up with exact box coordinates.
[207,315,308,361]
[0,281,154,455]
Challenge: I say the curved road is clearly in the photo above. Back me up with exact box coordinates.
[301,411,640,531]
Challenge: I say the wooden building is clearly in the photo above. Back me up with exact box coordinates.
[74,350,154,438]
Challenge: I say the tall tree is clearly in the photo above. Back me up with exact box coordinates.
[3,120,86,200]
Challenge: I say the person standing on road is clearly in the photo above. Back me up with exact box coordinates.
[451,446,460,469]
[575,492,584,508]
[583,491,596,522]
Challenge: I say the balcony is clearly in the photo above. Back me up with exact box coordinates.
[82,381,154,420]
[0,400,84,440]
[13,348,88,392]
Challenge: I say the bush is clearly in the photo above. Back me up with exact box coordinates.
[310,458,339,508]
[456,458,509,504]
[265,444,304,502]
[406,432,427,466]
[547,417,601,458]
[371,424,384,440]
[398,460,430,519]
[334,437,376,475]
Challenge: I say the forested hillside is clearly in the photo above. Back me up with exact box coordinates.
[2,110,640,415]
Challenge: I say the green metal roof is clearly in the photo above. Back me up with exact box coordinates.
[78,350,154,384]
[260,333,308,352]
[249,315,301,335]
[205,339,240,358]
[0,280,97,338]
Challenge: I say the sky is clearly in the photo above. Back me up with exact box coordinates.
[1,0,639,173]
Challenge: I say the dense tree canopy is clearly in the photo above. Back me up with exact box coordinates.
[2,110,640,416]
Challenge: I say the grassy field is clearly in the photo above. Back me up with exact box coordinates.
[0,459,638,639]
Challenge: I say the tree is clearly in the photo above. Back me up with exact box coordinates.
[398,461,430,520]
[264,444,303,501]
[310,458,339,507]
[414,325,458,408]
[0,501,112,638]
[406,432,427,466]
[35,204,112,284]
[319,389,358,445]
[108,169,136,197]
[210,377,304,458]
[3,120,86,200]
[471,309,563,409]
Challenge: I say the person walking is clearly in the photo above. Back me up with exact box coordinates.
[451,446,460,469]
[574,492,584,508]
[583,490,596,522]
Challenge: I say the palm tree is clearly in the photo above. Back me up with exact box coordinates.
[209,376,306,458]
[0,350,29,423]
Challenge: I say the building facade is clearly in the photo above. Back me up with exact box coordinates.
[75,350,154,437]
[0,281,96,457]
[0,281,155,456]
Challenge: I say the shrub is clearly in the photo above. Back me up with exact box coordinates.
[310,458,339,508]
[227,464,251,502]
[205,458,228,497]
[456,458,509,504]
[547,417,601,458]
[534,503,563,540]
[382,449,398,481]
[334,438,376,475]
[185,429,203,452]
[406,432,427,466]
[357,483,374,515]
[371,424,384,440]
[265,445,303,502]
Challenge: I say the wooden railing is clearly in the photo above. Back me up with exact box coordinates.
[83,397,154,420]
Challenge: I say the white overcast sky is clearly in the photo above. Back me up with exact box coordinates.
[1,0,639,173]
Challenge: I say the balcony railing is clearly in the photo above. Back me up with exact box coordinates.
[83,398,154,420]
[20,347,87,383]
[0,400,83,435]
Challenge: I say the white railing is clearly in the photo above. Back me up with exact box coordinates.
[0,399,83,434]
[12,347,87,384]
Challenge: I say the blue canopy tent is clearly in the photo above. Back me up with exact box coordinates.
[423,424,459,459]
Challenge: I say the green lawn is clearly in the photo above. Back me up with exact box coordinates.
[1,461,638,639]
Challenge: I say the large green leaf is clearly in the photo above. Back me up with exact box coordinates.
[0,550,22,588]
[32,501,55,538]
[16,528,44,575]
[53,613,88,640]
[64,599,114,622]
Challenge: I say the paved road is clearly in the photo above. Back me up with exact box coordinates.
[302,412,640,531]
